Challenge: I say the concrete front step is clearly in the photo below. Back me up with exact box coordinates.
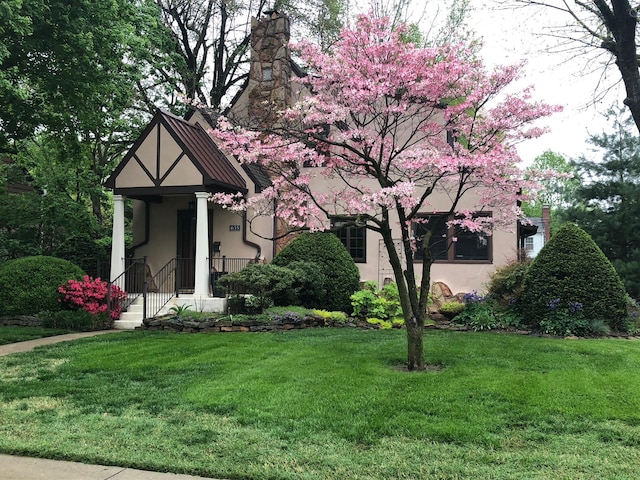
[113,295,228,330]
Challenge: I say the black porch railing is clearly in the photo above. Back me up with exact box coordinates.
[108,256,256,320]
[145,257,181,319]
[107,257,146,318]
[210,256,254,297]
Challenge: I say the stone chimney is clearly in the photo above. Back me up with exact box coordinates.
[249,11,292,128]
[542,204,551,243]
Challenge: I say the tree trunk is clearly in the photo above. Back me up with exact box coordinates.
[380,225,426,371]
[612,1,640,134]
[406,314,425,371]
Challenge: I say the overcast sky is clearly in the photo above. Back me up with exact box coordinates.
[466,1,625,164]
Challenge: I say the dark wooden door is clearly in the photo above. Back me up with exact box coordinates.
[177,210,196,291]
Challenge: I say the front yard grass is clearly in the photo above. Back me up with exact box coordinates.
[0,326,71,345]
[1,329,640,479]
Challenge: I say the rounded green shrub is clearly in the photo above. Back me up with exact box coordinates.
[519,223,628,331]
[0,256,85,315]
[273,232,360,312]
[285,260,327,308]
[217,263,296,311]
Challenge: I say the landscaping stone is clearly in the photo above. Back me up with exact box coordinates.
[0,316,43,327]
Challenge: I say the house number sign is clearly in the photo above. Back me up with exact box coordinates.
[229,225,241,231]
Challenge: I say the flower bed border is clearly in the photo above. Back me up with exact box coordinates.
[140,315,382,333]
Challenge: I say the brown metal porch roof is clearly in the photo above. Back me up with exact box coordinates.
[105,110,247,194]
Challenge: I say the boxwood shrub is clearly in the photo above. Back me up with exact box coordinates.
[519,223,628,331]
[273,232,360,313]
[0,256,85,315]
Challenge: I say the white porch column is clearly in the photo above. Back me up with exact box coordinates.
[193,191,210,296]
[110,194,126,282]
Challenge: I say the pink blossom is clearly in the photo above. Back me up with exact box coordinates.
[58,276,127,320]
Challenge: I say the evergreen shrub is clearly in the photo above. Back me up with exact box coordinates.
[273,232,360,312]
[0,256,85,315]
[217,263,296,312]
[43,310,112,331]
[285,260,327,308]
[519,223,628,332]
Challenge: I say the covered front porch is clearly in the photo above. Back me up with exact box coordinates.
[105,110,273,327]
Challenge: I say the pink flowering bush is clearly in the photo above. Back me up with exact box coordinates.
[58,275,127,320]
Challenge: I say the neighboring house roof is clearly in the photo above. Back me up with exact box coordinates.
[105,110,247,196]
[529,217,546,233]
[2,155,34,194]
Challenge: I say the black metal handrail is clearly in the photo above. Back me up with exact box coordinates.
[145,257,183,319]
[210,256,254,275]
[144,256,257,317]
[107,257,146,318]
[210,256,255,297]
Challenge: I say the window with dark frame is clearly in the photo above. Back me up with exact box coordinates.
[331,218,366,263]
[414,215,448,261]
[414,213,492,263]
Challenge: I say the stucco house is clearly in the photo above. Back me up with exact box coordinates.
[106,11,526,328]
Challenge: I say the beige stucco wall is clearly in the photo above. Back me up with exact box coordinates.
[355,226,516,295]
[116,124,206,189]
[303,169,517,294]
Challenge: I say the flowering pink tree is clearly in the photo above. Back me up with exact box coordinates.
[212,14,559,370]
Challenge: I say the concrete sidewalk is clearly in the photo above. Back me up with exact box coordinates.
[0,454,221,480]
[0,330,121,356]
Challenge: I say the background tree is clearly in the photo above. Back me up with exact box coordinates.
[0,0,171,258]
[522,150,580,234]
[508,0,640,134]
[562,107,640,298]
[146,0,349,112]
[212,14,558,370]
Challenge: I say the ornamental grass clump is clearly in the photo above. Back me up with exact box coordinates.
[520,223,628,332]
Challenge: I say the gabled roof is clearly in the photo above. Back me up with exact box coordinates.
[105,110,247,195]
[185,107,272,192]
[161,111,246,191]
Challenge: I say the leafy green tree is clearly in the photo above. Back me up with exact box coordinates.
[0,0,161,150]
[0,175,99,262]
[522,150,580,234]
[0,0,166,231]
[562,108,640,298]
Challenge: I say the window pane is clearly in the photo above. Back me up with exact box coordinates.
[331,219,366,262]
[454,227,489,260]
[415,215,448,261]
[524,237,534,251]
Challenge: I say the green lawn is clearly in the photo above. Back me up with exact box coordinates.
[0,326,71,345]
[1,329,640,479]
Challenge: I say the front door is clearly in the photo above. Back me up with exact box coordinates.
[177,210,196,291]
